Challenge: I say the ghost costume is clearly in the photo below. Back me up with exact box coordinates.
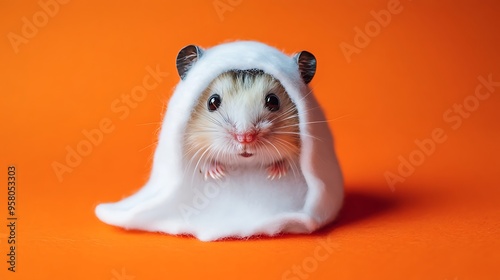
[95,41,344,241]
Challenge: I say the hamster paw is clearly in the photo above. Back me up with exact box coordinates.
[203,161,226,181]
[267,160,288,180]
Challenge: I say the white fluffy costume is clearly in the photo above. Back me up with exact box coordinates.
[95,41,344,241]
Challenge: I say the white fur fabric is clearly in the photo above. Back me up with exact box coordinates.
[95,41,344,241]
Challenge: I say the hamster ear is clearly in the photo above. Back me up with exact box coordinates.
[176,45,204,80]
[293,51,317,84]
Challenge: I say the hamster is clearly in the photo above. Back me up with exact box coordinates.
[184,69,300,180]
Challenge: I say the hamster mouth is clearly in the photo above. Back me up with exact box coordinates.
[239,152,254,158]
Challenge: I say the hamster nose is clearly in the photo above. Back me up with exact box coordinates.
[235,132,257,144]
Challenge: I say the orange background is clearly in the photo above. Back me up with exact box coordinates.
[1,0,500,279]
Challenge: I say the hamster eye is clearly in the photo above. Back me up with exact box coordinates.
[265,93,280,112]
[207,94,221,112]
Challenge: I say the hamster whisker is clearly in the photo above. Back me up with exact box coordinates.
[203,114,226,127]
[273,142,300,172]
[272,130,300,136]
[295,87,315,104]
[214,144,224,166]
[268,107,297,123]
[268,114,297,127]
[215,107,232,125]
[269,139,299,179]
[308,114,354,124]
[270,122,304,131]
[276,113,299,123]
[273,137,300,154]
[273,143,299,179]
[191,145,213,183]
[289,156,300,179]
[291,107,353,123]
[261,138,284,164]
[299,120,329,125]
[279,117,350,128]
[273,130,322,142]
[254,141,267,169]
[297,113,354,124]
[278,108,298,118]
[202,149,216,180]
[183,142,204,158]
[184,129,221,135]
[138,140,159,165]
[190,108,226,127]
[138,140,159,152]
[297,105,321,114]
[273,123,299,129]
[184,145,205,169]
[326,113,354,122]
[257,140,276,169]
[199,145,221,182]
[279,105,298,116]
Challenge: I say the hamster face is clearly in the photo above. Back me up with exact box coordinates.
[185,70,300,175]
